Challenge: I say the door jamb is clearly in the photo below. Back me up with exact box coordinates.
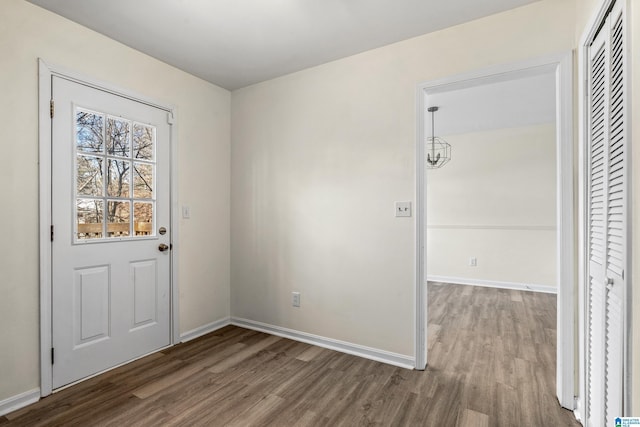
[38,59,180,396]
[414,52,575,409]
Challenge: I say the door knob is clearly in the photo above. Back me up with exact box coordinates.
[158,243,169,252]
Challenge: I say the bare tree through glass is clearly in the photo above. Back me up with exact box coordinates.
[75,109,155,239]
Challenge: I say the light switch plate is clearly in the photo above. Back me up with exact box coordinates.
[292,292,300,307]
[395,201,412,217]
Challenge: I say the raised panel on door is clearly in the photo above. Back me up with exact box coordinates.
[74,266,110,346]
[130,260,158,330]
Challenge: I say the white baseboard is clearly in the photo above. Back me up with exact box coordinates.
[180,316,231,343]
[231,317,415,369]
[427,275,557,294]
[0,388,40,417]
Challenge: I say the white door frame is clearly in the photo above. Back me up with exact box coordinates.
[38,59,180,396]
[414,52,575,409]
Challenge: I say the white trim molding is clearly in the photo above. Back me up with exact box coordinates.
[414,71,427,371]
[426,224,556,231]
[231,318,415,370]
[415,51,575,410]
[180,317,232,343]
[38,58,179,397]
[0,388,40,418]
[554,50,577,413]
[38,58,54,398]
[169,109,181,346]
[427,275,557,294]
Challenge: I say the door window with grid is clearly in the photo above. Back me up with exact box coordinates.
[75,108,156,240]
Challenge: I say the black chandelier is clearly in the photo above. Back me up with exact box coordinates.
[426,106,451,169]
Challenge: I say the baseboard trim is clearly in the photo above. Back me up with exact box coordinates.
[427,275,557,294]
[0,388,40,417]
[180,317,231,343]
[231,317,415,370]
[426,224,556,231]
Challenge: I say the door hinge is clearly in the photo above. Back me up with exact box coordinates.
[51,348,55,365]
[167,111,174,125]
[51,225,54,242]
[50,100,54,118]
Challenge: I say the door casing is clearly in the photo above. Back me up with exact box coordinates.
[38,59,180,396]
[414,52,575,410]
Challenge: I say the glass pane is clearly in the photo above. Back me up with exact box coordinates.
[133,123,154,160]
[133,163,153,199]
[107,200,130,237]
[107,117,130,157]
[107,159,130,197]
[76,110,104,153]
[77,199,104,239]
[134,202,153,236]
[77,155,103,197]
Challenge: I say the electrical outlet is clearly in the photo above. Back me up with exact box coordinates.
[469,257,477,267]
[395,201,412,217]
[292,292,300,307]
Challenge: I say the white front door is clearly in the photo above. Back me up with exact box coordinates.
[51,76,172,389]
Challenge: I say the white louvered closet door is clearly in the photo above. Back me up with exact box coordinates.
[586,2,626,426]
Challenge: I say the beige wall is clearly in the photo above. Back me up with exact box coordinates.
[576,0,604,40]
[231,0,576,357]
[0,0,231,402]
[427,124,557,287]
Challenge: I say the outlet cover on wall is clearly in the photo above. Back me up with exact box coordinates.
[395,201,412,217]
[469,257,477,267]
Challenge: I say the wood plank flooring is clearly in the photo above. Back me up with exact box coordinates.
[1,283,580,426]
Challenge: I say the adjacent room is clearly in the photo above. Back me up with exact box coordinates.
[0,0,638,425]
[421,70,566,425]
[425,72,558,293]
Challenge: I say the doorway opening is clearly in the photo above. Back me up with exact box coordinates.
[415,53,574,410]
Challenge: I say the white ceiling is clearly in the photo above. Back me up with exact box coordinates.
[426,72,556,136]
[27,0,538,90]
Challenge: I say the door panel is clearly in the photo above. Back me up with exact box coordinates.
[587,26,608,427]
[131,260,158,329]
[603,8,626,424]
[586,1,626,425]
[75,266,110,344]
[52,76,171,389]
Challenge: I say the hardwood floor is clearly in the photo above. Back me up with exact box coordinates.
[1,283,580,426]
